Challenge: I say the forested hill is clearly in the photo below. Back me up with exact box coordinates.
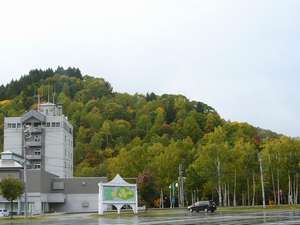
[2,67,299,208]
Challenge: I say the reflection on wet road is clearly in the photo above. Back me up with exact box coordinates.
[2,210,300,225]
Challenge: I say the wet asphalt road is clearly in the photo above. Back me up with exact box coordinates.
[3,210,300,225]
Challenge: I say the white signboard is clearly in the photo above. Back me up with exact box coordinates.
[98,174,138,215]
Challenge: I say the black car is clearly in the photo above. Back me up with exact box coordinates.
[187,200,216,213]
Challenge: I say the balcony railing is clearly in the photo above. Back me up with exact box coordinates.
[26,154,41,160]
[25,140,42,147]
[30,127,42,133]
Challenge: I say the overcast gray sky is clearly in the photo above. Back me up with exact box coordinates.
[0,0,299,137]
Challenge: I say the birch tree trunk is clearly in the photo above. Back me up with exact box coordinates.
[252,173,255,206]
[224,184,226,207]
[242,193,245,206]
[288,173,292,205]
[247,178,250,206]
[217,158,222,206]
[277,169,280,205]
[295,174,298,204]
[258,154,266,208]
[269,154,276,204]
[234,169,237,207]
[227,184,230,207]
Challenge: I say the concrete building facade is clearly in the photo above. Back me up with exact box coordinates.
[0,102,108,214]
[3,102,73,178]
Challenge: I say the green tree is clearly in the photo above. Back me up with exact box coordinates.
[0,177,24,219]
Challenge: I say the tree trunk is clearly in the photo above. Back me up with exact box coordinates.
[223,183,227,207]
[217,158,222,206]
[247,178,250,206]
[258,154,266,208]
[252,173,255,206]
[288,173,292,205]
[293,174,297,204]
[293,175,296,204]
[269,154,276,204]
[277,169,280,205]
[234,169,237,207]
[227,184,230,207]
[242,192,245,206]
[295,174,299,204]
[10,200,13,219]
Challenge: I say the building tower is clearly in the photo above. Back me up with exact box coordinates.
[3,102,73,178]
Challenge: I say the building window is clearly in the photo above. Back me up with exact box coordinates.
[55,122,60,127]
[34,151,41,155]
[46,122,50,127]
[34,135,40,142]
[34,164,41,169]
[51,122,56,127]
[11,123,16,128]
[17,123,21,128]
[34,122,41,127]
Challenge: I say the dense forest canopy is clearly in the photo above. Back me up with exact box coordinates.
[0,67,299,207]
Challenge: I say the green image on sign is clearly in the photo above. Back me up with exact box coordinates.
[103,186,135,201]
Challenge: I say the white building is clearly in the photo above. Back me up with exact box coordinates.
[3,102,73,178]
[0,102,109,215]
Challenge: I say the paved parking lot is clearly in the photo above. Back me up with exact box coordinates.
[2,210,300,225]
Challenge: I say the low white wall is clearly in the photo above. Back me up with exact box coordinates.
[55,194,98,213]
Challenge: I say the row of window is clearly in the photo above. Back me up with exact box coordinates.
[6,122,61,128]
[7,123,21,128]
[7,122,72,135]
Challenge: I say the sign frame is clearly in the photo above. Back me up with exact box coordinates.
[98,174,138,215]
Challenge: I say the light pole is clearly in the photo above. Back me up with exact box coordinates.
[169,185,172,208]
[169,182,178,208]
[175,182,178,207]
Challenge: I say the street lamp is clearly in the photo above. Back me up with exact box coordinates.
[168,185,172,208]
[169,182,178,208]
